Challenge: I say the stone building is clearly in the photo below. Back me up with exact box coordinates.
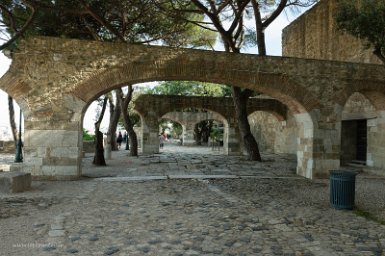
[282,0,381,64]
[282,0,385,172]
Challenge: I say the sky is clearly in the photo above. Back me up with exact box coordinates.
[0,8,307,139]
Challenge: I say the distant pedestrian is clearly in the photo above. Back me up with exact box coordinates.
[159,133,165,149]
[123,132,128,143]
[117,132,123,149]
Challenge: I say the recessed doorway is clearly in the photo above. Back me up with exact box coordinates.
[341,119,367,165]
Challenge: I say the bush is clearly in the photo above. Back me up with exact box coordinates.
[83,129,95,141]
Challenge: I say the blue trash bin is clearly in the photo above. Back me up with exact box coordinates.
[330,170,357,210]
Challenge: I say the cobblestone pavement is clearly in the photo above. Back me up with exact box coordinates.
[0,144,385,255]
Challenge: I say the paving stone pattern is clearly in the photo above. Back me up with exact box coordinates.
[0,145,384,255]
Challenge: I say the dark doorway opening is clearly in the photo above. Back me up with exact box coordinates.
[341,119,367,165]
[355,119,367,161]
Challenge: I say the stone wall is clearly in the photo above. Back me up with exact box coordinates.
[163,111,226,146]
[367,112,385,171]
[342,93,377,120]
[2,36,385,179]
[0,141,15,154]
[341,92,385,171]
[82,141,94,153]
[282,0,381,64]
[248,111,296,154]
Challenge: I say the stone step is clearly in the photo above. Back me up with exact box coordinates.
[0,171,31,193]
[350,160,366,165]
[0,163,23,172]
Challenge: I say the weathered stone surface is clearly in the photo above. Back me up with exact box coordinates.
[0,35,384,179]
[282,0,382,65]
[140,95,287,155]
[282,1,385,176]
[0,171,31,193]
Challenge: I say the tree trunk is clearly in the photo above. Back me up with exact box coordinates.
[202,120,212,143]
[125,118,138,156]
[232,86,262,161]
[119,86,138,156]
[194,123,202,145]
[107,91,122,151]
[93,96,108,166]
[93,130,106,165]
[8,96,17,144]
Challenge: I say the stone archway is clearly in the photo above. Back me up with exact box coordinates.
[1,36,385,179]
[162,110,227,147]
[134,95,288,158]
[340,91,385,171]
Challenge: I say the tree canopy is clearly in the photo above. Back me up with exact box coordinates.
[0,0,215,50]
[335,0,385,63]
[145,81,232,96]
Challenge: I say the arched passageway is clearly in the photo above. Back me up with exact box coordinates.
[1,37,385,179]
[162,110,226,147]
[340,91,385,171]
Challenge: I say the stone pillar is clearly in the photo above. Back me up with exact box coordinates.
[226,119,242,155]
[311,128,340,178]
[294,111,340,179]
[367,111,385,170]
[23,129,82,179]
[183,123,196,146]
[21,95,85,180]
[140,112,160,154]
[294,112,315,179]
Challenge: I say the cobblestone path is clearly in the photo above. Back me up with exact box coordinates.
[0,144,384,255]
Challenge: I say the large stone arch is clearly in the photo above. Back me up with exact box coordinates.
[1,36,384,179]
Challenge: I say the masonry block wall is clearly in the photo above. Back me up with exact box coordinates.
[163,111,225,146]
[282,0,381,64]
[248,111,296,154]
[2,36,385,179]
[342,93,385,170]
[283,0,385,174]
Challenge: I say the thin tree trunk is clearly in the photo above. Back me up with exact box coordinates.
[107,91,121,151]
[93,97,108,166]
[232,86,262,161]
[194,123,202,145]
[119,86,138,156]
[229,47,262,161]
[8,96,17,144]
[190,0,262,161]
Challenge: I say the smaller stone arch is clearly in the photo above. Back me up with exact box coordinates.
[158,116,184,142]
[340,91,385,171]
[162,110,229,148]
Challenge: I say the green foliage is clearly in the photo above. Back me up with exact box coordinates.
[159,119,182,138]
[0,0,211,49]
[171,122,183,138]
[210,125,223,140]
[145,81,231,96]
[83,128,95,141]
[336,0,385,60]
